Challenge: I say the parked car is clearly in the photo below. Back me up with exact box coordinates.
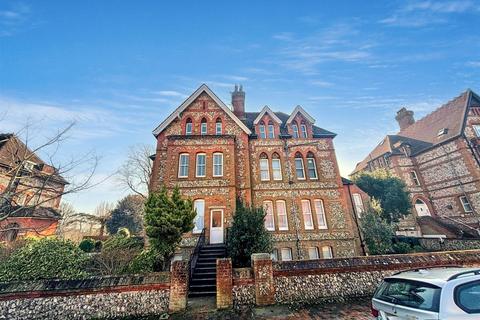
[371,266,480,319]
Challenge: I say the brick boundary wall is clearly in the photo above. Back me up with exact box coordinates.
[418,238,480,252]
[0,266,190,319]
[229,250,480,308]
[216,258,233,309]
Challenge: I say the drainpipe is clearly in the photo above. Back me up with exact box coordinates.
[346,183,367,256]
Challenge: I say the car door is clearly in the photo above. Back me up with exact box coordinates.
[441,277,480,320]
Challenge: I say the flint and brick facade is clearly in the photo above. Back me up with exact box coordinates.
[150,84,362,260]
[353,90,480,238]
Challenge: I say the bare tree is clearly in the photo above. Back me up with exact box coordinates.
[0,121,100,233]
[56,202,77,237]
[117,144,154,199]
[66,201,114,237]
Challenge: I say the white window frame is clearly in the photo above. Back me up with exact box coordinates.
[321,246,333,259]
[410,171,420,186]
[306,157,318,180]
[314,199,327,230]
[196,153,206,177]
[271,249,279,261]
[473,124,480,137]
[268,124,275,139]
[185,122,193,135]
[301,124,308,138]
[259,125,266,139]
[178,153,189,178]
[352,193,364,217]
[201,121,207,135]
[276,200,288,231]
[281,248,292,261]
[193,199,205,234]
[260,158,270,181]
[263,201,275,231]
[272,158,282,181]
[213,153,224,177]
[292,124,299,138]
[460,196,473,213]
[301,199,314,230]
[215,121,222,135]
[308,247,319,260]
[295,158,306,180]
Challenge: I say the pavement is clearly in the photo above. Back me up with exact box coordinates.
[168,297,373,320]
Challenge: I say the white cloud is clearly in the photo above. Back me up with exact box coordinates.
[467,61,480,67]
[310,80,334,88]
[0,3,31,37]
[152,90,187,98]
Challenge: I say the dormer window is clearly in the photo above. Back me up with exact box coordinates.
[300,122,308,138]
[437,128,448,136]
[473,125,480,137]
[201,118,208,135]
[259,121,267,139]
[185,118,193,135]
[292,121,299,138]
[23,161,36,171]
[268,121,275,139]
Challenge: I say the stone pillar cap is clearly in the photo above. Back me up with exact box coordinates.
[251,253,271,261]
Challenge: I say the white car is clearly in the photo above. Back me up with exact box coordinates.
[371,267,480,320]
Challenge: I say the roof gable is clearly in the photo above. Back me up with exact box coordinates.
[286,105,316,124]
[152,84,252,136]
[253,106,283,125]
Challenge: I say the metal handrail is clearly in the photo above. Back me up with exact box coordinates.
[189,228,206,282]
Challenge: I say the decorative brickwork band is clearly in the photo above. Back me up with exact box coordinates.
[216,258,233,309]
[169,260,188,313]
[251,253,275,306]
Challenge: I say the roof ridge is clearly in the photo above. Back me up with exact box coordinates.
[398,90,469,134]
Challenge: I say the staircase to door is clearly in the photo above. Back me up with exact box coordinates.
[189,244,226,297]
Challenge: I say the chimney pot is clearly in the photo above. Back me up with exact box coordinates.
[395,107,415,131]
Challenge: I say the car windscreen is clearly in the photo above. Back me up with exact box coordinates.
[374,278,441,312]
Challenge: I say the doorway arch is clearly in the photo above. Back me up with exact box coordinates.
[415,199,431,217]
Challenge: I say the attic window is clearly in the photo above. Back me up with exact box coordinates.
[23,161,36,171]
[437,128,448,136]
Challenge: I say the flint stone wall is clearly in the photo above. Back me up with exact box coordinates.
[0,273,170,320]
[419,238,480,252]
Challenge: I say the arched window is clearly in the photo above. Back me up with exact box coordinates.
[294,152,305,180]
[306,152,318,179]
[271,153,282,181]
[321,246,333,259]
[314,199,327,229]
[415,198,431,216]
[1,223,19,242]
[215,118,222,135]
[263,200,275,231]
[259,121,266,139]
[301,199,314,230]
[308,247,319,260]
[259,153,270,181]
[300,121,308,138]
[178,153,190,178]
[292,121,299,138]
[185,118,193,135]
[268,121,275,139]
[200,118,208,135]
[213,152,223,177]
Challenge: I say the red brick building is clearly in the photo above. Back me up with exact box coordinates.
[0,134,66,241]
[352,90,480,238]
[150,84,363,260]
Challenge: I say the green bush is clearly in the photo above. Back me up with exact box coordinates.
[0,238,89,281]
[227,201,273,267]
[128,249,163,274]
[102,234,144,251]
[392,242,413,254]
[79,239,95,252]
[360,199,394,255]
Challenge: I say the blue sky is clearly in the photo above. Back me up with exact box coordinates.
[1,0,479,212]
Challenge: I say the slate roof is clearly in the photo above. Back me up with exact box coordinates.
[352,90,480,174]
[7,206,62,219]
[243,112,336,138]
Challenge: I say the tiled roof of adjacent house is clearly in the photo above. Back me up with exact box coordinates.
[243,111,336,137]
[352,90,480,174]
[0,133,68,185]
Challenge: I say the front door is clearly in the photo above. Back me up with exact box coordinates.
[210,209,224,244]
[415,199,431,217]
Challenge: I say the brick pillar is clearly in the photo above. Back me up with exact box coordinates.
[252,253,275,306]
[169,260,188,313]
[216,258,233,309]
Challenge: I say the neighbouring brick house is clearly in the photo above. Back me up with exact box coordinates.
[150,84,363,261]
[0,134,67,241]
[352,89,480,238]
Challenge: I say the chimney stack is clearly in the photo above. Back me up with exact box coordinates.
[395,107,415,131]
[232,84,245,120]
